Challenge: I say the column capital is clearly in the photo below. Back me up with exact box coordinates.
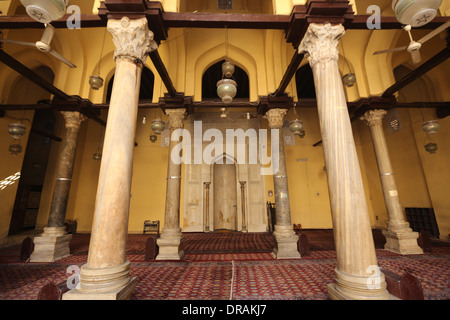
[360,109,388,127]
[165,108,186,129]
[298,23,345,66]
[264,108,287,128]
[61,111,87,129]
[107,17,158,63]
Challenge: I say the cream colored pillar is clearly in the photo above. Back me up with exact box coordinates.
[63,17,157,300]
[360,109,423,255]
[156,108,186,260]
[264,108,300,259]
[299,23,389,300]
[30,111,86,262]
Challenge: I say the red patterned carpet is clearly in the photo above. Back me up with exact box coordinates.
[0,230,449,300]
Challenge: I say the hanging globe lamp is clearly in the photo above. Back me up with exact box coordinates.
[8,123,27,139]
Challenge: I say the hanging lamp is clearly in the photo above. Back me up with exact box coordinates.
[217,27,237,104]
[289,104,305,138]
[89,28,107,90]
[8,122,27,139]
[422,119,440,154]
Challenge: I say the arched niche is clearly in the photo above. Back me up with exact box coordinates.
[211,153,239,231]
[105,66,155,103]
[295,63,316,99]
[202,59,249,101]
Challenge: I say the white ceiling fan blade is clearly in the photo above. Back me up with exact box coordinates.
[0,38,36,48]
[41,24,56,45]
[373,46,408,55]
[48,50,76,68]
[410,50,422,65]
[417,21,450,45]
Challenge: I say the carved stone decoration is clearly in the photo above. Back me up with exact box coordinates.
[264,108,287,129]
[360,109,388,127]
[107,17,158,63]
[166,108,187,129]
[298,23,345,66]
[61,111,87,129]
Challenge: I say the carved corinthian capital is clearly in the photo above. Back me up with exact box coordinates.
[107,17,158,63]
[166,108,186,129]
[61,111,87,129]
[360,109,387,127]
[298,23,345,66]
[264,108,287,129]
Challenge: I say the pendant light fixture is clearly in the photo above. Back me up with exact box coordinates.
[422,119,440,154]
[419,106,440,154]
[289,104,305,138]
[340,38,356,87]
[8,122,27,139]
[217,27,237,104]
[89,28,107,90]
[93,125,104,161]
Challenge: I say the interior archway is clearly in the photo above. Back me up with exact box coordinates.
[106,66,155,103]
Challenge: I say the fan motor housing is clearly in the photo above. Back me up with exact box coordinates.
[20,0,69,24]
[392,0,442,27]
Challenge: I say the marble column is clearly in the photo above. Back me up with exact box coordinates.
[264,108,300,259]
[156,108,186,260]
[204,182,211,232]
[30,111,86,262]
[360,110,423,255]
[239,181,247,232]
[299,23,389,300]
[63,17,157,300]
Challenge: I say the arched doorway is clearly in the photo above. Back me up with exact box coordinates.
[213,154,238,231]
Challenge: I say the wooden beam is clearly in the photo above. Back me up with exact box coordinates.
[274,51,305,97]
[382,46,450,98]
[0,49,70,100]
[345,15,450,30]
[148,50,177,97]
[162,12,291,30]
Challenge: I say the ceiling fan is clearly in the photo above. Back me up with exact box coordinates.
[373,20,450,65]
[0,0,76,68]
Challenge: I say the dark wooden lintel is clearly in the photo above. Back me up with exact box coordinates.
[382,46,450,98]
[159,93,193,115]
[274,51,305,97]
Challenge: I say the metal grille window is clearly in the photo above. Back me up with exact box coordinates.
[218,0,232,10]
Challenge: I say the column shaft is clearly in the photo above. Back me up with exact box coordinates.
[264,108,300,259]
[361,110,422,255]
[299,23,388,299]
[63,17,157,300]
[156,108,186,260]
[30,111,85,262]
[47,112,85,228]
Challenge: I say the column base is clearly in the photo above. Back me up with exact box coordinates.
[63,277,137,300]
[382,226,423,255]
[156,228,185,260]
[63,260,137,300]
[327,268,390,300]
[272,225,301,259]
[30,227,72,262]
